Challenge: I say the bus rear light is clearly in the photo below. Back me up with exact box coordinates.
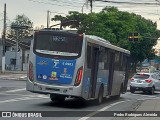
[145,79,152,83]
[29,61,34,81]
[74,66,83,86]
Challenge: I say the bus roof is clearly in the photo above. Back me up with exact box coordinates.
[85,35,130,54]
[34,29,130,54]
[35,29,79,35]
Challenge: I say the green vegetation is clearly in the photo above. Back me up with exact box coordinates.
[7,14,33,41]
[52,7,160,72]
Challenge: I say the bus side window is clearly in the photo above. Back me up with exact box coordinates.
[119,53,123,71]
[87,45,92,69]
[99,47,105,70]
[122,55,127,71]
[114,52,120,71]
[104,48,109,70]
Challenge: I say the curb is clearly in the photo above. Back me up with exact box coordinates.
[0,70,27,74]
[0,77,27,81]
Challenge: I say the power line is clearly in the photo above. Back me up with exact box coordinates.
[28,0,81,8]
[95,0,158,5]
[48,0,84,5]
[49,11,67,15]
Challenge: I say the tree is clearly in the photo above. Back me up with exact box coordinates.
[51,7,160,72]
[7,14,33,40]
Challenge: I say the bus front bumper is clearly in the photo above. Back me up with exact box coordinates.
[26,80,81,97]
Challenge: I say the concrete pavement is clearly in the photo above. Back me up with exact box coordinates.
[126,98,160,120]
[0,70,27,81]
[0,71,160,120]
[126,80,160,119]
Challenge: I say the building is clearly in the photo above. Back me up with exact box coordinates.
[0,37,32,71]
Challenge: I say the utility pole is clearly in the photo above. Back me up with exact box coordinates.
[82,1,87,13]
[47,10,50,28]
[15,30,18,70]
[90,0,93,13]
[11,25,29,70]
[2,3,6,72]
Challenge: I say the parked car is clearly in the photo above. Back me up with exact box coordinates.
[130,72,160,94]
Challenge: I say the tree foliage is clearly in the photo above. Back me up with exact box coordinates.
[51,7,160,71]
[7,14,33,40]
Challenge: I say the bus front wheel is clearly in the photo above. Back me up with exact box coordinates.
[50,94,65,102]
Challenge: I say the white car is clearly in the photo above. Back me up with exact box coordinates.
[130,73,160,94]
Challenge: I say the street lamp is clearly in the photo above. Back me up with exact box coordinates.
[11,24,29,70]
[82,1,87,13]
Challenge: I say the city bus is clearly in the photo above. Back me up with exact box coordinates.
[26,29,130,104]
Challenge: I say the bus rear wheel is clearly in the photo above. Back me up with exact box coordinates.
[50,94,65,102]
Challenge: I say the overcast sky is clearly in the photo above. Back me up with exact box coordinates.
[1,0,160,36]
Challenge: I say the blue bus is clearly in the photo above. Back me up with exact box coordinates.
[26,29,130,104]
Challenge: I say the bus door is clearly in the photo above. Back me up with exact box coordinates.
[90,46,99,98]
[123,55,130,93]
[108,51,115,95]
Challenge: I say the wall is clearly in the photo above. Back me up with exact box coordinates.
[23,50,30,71]
[0,43,3,70]
[5,50,21,71]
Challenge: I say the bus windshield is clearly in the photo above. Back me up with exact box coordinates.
[34,32,83,58]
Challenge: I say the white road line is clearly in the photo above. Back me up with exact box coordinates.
[127,93,158,97]
[20,76,27,79]
[78,101,127,120]
[137,97,160,101]
[4,88,26,93]
[0,96,48,104]
[0,92,49,98]
[0,93,36,97]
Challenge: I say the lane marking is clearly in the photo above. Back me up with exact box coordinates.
[4,88,26,93]
[0,96,48,104]
[126,93,159,98]
[0,92,49,98]
[20,76,27,79]
[78,101,126,120]
[137,97,160,101]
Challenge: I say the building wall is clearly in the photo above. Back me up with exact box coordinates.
[23,50,30,71]
[0,38,30,71]
[5,48,30,71]
[5,50,21,70]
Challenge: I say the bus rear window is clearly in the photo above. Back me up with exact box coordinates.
[34,32,83,58]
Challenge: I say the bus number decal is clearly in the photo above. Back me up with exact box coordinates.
[62,62,73,66]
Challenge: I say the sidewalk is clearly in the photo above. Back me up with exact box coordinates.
[127,98,160,120]
[0,70,27,81]
[126,80,160,119]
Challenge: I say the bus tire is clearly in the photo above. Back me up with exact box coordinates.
[96,85,103,105]
[50,94,65,102]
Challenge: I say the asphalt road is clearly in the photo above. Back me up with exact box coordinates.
[0,79,160,120]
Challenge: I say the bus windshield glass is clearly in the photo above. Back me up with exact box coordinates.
[34,32,83,58]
